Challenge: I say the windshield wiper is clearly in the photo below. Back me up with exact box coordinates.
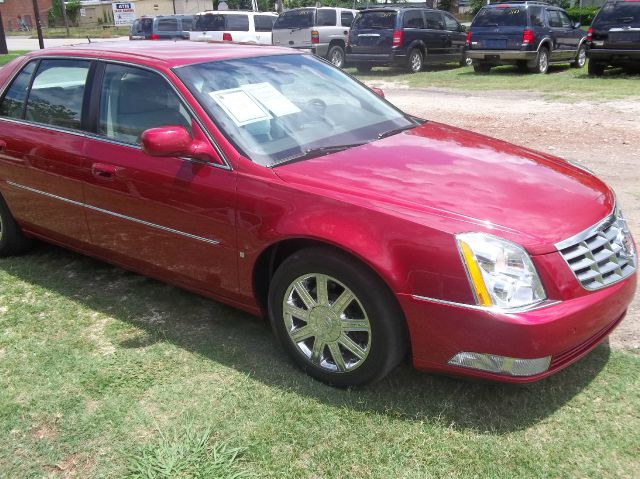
[377,124,417,140]
[270,142,368,167]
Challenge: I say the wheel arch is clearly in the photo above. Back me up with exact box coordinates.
[328,38,346,50]
[537,37,553,52]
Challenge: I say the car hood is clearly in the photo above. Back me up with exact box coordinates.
[273,122,614,254]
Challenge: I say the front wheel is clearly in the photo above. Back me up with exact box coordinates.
[406,48,424,73]
[571,44,587,68]
[327,45,345,69]
[268,247,408,387]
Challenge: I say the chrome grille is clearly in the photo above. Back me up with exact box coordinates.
[556,209,637,291]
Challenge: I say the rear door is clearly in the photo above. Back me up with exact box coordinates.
[470,6,528,51]
[547,9,572,59]
[81,62,238,294]
[348,10,397,54]
[272,9,315,48]
[0,58,92,245]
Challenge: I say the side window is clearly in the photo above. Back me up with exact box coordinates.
[341,11,354,27]
[316,9,337,27]
[443,13,460,32]
[0,61,37,119]
[529,7,545,27]
[559,11,572,28]
[181,17,193,31]
[254,15,276,32]
[225,15,249,31]
[98,64,191,146]
[425,11,444,30]
[25,59,90,130]
[403,10,425,29]
[157,18,179,32]
[548,10,563,28]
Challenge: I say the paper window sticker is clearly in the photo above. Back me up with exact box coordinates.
[209,88,272,126]
[241,82,302,117]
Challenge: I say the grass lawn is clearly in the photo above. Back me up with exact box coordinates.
[348,63,640,100]
[1,244,639,477]
[0,51,29,67]
[31,26,130,39]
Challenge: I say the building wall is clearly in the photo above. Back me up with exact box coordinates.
[0,0,54,32]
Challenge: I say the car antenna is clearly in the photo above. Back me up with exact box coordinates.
[87,36,92,44]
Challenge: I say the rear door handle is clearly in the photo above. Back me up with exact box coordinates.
[91,163,118,179]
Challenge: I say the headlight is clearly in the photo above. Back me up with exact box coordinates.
[456,233,546,310]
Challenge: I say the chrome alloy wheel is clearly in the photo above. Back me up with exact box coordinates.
[577,47,586,67]
[539,49,549,73]
[330,48,344,68]
[283,273,371,373]
[410,51,422,72]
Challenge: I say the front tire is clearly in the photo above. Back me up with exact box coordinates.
[327,44,345,69]
[571,44,587,68]
[0,193,33,257]
[268,247,407,387]
[406,48,424,73]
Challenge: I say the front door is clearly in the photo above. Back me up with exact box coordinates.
[82,62,238,296]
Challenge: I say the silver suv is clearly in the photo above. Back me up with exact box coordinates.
[272,7,357,68]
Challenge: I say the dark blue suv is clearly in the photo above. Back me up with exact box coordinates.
[467,1,587,73]
[346,7,467,73]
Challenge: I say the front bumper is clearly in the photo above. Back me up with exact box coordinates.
[587,48,640,62]
[397,272,636,383]
[467,49,537,63]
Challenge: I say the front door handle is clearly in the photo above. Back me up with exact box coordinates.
[92,163,118,179]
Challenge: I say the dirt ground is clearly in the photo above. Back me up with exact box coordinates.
[374,84,640,351]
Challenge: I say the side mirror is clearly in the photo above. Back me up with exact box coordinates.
[574,22,581,29]
[141,126,213,162]
[371,87,385,98]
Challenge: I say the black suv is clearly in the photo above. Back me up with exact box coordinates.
[467,2,587,73]
[587,0,640,75]
[346,7,467,73]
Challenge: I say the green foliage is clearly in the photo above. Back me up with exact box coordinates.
[469,0,486,15]
[566,6,600,26]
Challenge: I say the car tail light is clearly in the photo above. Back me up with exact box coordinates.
[223,32,232,41]
[149,33,160,40]
[522,29,534,45]
[496,4,510,8]
[587,27,593,41]
[392,30,403,47]
[311,30,319,44]
[465,31,471,46]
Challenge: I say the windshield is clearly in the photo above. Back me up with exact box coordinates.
[473,7,528,27]
[273,9,315,29]
[593,2,640,28]
[175,54,414,167]
[352,11,397,30]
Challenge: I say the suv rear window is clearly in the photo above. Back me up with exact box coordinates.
[352,11,397,30]
[474,7,528,27]
[593,2,640,28]
[273,9,314,29]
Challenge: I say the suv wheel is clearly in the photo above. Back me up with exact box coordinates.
[356,64,372,73]
[327,44,345,69]
[588,60,606,76]
[268,247,408,387]
[571,44,587,68]
[530,47,549,74]
[473,63,491,73]
[407,48,424,73]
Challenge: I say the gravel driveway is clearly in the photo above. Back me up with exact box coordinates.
[376,85,640,351]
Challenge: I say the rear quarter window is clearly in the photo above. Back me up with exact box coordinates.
[226,15,249,31]
[316,9,337,27]
[353,11,397,30]
[425,11,444,30]
[254,15,276,32]
[473,7,528,27]
[341,11,354,27]
[403,10,425,29]
[0,61,37,119]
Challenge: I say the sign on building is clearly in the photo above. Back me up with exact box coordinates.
[112,2,136,25]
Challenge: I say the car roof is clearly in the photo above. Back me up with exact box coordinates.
[21,41,298,68]
[195,10,277,15]
[359,6,438,12]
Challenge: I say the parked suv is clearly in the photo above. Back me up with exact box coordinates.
[346,7,467,73]
[467,2,587,73]
[272,7,358,68]
[587,0,640,75]
[190,11,278,45]
[129,15,194,40]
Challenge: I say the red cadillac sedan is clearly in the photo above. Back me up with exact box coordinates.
[0,42,636,387]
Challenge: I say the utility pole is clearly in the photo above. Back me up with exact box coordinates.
[32,0,45,49]
[0,10,7,56]
[60,0,70,37]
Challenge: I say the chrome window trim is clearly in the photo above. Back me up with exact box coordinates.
[0,116,88,139]
[410,294,560,314]
[6,181,221,246]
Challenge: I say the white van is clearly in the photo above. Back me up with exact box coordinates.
[189,11,278,44]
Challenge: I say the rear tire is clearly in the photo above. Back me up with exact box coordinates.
[0,193,33,257]
[355,64,372,73]
[529,47,549,74]
[268,247,408,387]
[406,48,424,73]
[571,44,587,68]
[327,44,345,69]
[473,62,491,73]
[588,59,606,76]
